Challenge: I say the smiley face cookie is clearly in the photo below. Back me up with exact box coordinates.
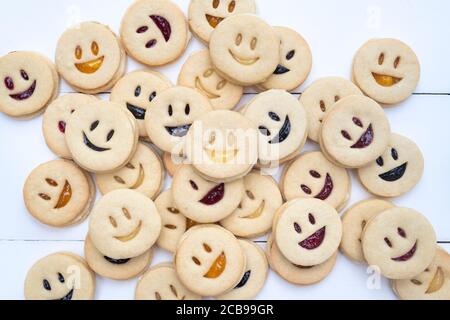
[362,207,436,279]
[155,189,198,253]
[174,225,246,296]
[353,38,420,105]
[340,199,395,264]
[185,110,258,181]
[220,172,282,238]
[89,189,161,259]
[65,100,138,173]
[121,0,189,66]
[56,22,124,93]
[145,86,212,154]
[163,152,187,176]
[95,142,164,200]
[392,247,450,300]
[136,263,201,300]
[84,236,153,280]
[300,77,362,142]
[274,199,342,267]
[281,152,351,211]
[172,165,244,223]
[320,95,391,168]
[209,14,280,86]
[267,235,338,285]
[23,160,95,227]
[24,252,95,300]
[243,90,308,167]
[178,50,243,110]
[188,0,257,43]
[259,27,312,91]
[217,240,268,300]
[43,93,98,159]
[358,134,424,198]
[110,70,172,138]
[0,51,58,118]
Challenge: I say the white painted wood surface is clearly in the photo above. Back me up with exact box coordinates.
[0,0,449,300]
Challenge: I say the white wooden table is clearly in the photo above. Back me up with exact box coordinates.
[0,0,449,300]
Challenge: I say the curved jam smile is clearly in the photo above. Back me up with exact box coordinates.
[9,80,36,101]
[75,56,105,74]
[372,73,402,87]
[195,77,220,99]
[205,14,224,28]
[229,50,260,65]
[391,241,417,262]
[114,220,142,242]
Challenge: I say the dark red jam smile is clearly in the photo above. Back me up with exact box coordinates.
[150,15,171,42]
[391,241,417,262]
[314,173,334,200]
[351,124,374,149]
[299,226,326,250]
[199,183,225,205]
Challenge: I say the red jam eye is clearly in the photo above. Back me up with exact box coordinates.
[384,237,393,248]
[352,117,363,128]
[341,130,352,141]
[212,0,220,9]
[58,121,66,133]
[228,0,236,12]
[4,77,14,90]
[294,222,302,234]
[308,213,316,225]
[136,26,148,33]
[75,46,82,60]
[397,228,407,238]
[190,180,199,190]
[91,41,99,56]
[301,184,312,195]
[20,70,29,81]
[309,170,321,178]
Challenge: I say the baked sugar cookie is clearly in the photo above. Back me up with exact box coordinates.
[281,152,351,211]
[274,199,342,267]
[358,134,424,198]
[340,199,395,263]
[145,86,212,154]
[362,207,436,280]
[209,14,280,86]
[217,240,268,300]
[136,263,201,300]
[300,77,362,143]
[65,100,138,173]
[84,236,153,280]
[23,160,95,227]
[95,142,164,199]
[188,0,257,43]
[156,189,198,253]
[0,51,58,118]
[43,93,98,159]
[174,225,246,296]
[120,0,189,66]
[267,235,338,285]
[184,110,258,181]
[110,70,172,138]
[259,27,312,91]
[243,90,308,167]
[392,247,450,300]
[162,152,186,176]
[172,165,244,223]
[320,95,391,168]
[89,189,161,259]
[56,22,124,93]
[353,38,420,105]
[220,172,282,238]
[24,252,95,300]
[178,50,243,110]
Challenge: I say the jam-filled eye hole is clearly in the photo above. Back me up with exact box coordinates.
[109,216,118,228]
[134,85,141,97]
[250,37,257,50]
[192,257,201,265]
[301,184,312,195]
[334,95,340,102]
[106,130,114,142]
[235,33,242,46]
[294,222,302,234]
[91,41,99,56]
[308,213,316,225]
[122,208,132,220]
[228,0,236,12]
[384,237,393,248]
[136,26,148,34]
[4,77,14,90]
[352,117,363,128]
[190,180,199,190]
[378,53,385,65]
[203,68,214,78]
[58,273,65,283]
[309,170,321,178]
[258,126,271,136]
[341,130,352,141]
[21,70,29,81]
[286,50,295,60]
[168,105,173,116]
[203,243,212,252]
[397,227,407,238]
[212,0,220,9]
[320,100,326,112]
[268,111,281,122]
[149,91,157,102]
[391,148,399,161]
[43,279,51,291]
[75,46,82,60]
[394,56,401,69]
[90,120,99,131]
[376,156,384,167]
[185,104,190,115]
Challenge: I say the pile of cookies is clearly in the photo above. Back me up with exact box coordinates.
[0,0,446,300]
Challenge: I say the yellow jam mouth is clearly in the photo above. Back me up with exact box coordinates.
[203,252,226,279]
[229,50,260,65]
[372,73,402,87]
[240,200,265,219]
[205,14,224,28]
[205,148,239,163]
[114,221,142,242]
[75,56,105,74]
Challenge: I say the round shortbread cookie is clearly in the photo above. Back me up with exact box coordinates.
[362,207,436,280]
[174,225,246,297]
